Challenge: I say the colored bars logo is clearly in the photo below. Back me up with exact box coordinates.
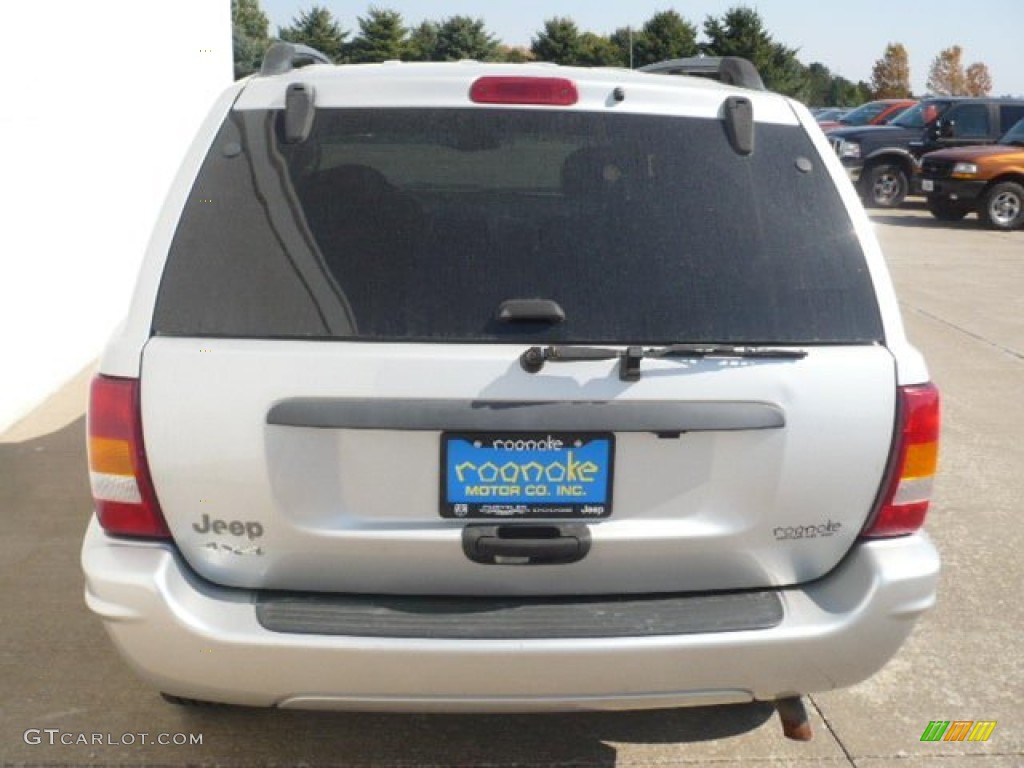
[920,721,997,742]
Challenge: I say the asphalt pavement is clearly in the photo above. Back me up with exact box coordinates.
[1,206,1021,767]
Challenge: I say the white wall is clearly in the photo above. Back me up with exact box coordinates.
[0,2,232,432]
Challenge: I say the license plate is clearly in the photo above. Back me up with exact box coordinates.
[922,179,934,192]
[441,432,614,519]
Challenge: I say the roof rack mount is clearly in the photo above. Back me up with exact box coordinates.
[639,56,765,91]
[260,42,332,77]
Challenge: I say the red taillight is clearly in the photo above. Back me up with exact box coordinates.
[862,383,940,538]
[87,376,170,538]
[469,77,579,106]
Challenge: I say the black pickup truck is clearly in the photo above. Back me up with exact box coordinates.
[828,97,1024,207]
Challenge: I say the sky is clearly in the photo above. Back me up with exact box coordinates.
[260,0,1024,97]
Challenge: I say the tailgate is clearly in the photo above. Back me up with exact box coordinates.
[141,338,895,595]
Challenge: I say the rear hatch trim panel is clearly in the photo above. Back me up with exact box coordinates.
[267,397,785,432]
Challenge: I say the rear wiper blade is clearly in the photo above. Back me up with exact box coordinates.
[645,343,808,360]
[520,344,807,381]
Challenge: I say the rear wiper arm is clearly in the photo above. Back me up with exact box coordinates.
[520,344,807,381]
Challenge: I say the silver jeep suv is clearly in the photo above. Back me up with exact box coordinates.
[82,47,940,737]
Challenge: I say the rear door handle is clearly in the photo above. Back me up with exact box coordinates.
[495,298,566,323]
[463,524,591,565]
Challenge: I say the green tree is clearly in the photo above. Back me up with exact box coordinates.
[829,76,871,107]
[347,6,407,63]
[633,10,698,68]
[434,16,499,61]
[701,7,808,97]
[531,17,582,64]
[578,33,625,67]
[871,43,912,98]
[784,61,812,103]
[233,29,265,79]
[609,27,638,68]
[232,0,270,79]
[278,6,348,63]
[804,62,870,107]
[406,20,439,61]
[805,61,834,105]
[234,0,269,40]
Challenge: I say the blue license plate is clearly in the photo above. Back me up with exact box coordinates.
[441,432,614,519]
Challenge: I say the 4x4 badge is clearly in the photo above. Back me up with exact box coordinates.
[204,541,264,557]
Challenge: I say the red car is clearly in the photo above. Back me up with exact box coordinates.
[818,99,916,131]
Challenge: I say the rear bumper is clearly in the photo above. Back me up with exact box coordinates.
[82,517,939,711]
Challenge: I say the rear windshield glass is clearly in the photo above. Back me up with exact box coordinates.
[154,107,882,344]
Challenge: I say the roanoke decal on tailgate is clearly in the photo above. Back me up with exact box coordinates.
[441,433,614,519]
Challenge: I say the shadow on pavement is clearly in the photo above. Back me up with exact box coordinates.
[870,212,983,230]
[163,703,775,766]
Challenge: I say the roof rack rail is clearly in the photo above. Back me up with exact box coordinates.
[260,42,332,76]
[639,56,765,91]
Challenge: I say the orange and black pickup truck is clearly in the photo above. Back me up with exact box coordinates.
[920,117,1024,230]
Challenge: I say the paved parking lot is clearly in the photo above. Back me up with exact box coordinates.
[1,206,1021,766]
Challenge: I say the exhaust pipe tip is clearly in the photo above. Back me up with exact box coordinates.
[776,696,813,741]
